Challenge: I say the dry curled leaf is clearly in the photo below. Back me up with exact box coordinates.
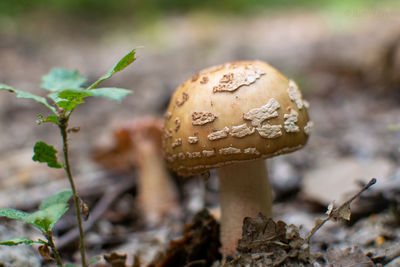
[80,198,90,221]
[324,247,376,267]
[326,202,352,221]
[335,203,351,221]
[225,214,315,267]
[104,252,128,267]
[39,245,53,262]
[150,210,221,267]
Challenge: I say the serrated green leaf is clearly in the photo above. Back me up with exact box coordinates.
[50,88,92,111]
[32,142,63,169]
[0,208,44,230]
[0,84,57,114]
[112,49,136,73]
[56,100,80,111]
[40,190,72,210]
[0,84,14,90]
[40,68,87,92]
[25,203,69,231]
[43,115,59,124]
[0,238,45,246]
[22,190,72,231]
[37,114,59,126]
[47,91,62,103]
[90,87,132,101]
[0,208,30,222]
[51,88,131,107]
[88,49,136,89]
[57,89,92,100]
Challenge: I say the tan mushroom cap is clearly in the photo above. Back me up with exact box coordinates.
[164,60,312,176]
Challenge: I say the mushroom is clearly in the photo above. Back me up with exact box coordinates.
[163,61,311,255]
[94,117,180,225]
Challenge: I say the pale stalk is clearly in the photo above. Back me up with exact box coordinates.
[137,139,179,225]
[218,160,272,256]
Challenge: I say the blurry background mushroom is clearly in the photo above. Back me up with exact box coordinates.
[163,61,311,255]
[93,117,180,225]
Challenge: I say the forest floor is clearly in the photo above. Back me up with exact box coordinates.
[0,6,400,266]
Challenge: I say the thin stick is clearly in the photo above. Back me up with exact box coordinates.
[305,178,377,244]
[379,250,400,265]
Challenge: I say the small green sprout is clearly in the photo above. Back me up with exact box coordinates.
[0,49,136,267]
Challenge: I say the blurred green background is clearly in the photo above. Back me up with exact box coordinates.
[1,0,398,20]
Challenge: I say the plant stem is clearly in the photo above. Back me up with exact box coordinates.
[59,117,87,267]
[45,231,64,267]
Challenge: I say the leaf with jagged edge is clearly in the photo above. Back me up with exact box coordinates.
[88,49,136,89]
[0,84,57,114]
[42,115,59,124]
[50,88,91,110]
[40,190,72,210]
[0,208,30,222]
[0,190,72,233]
[51,88,132,108]
[0,238,45,246]
[25,190,72,231]
[25,203,69,232]
[32,141,63,169]
[90,87,132,101]
[40,68,87,92]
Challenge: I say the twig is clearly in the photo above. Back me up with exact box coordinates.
[372,249,400,265]
[305,178,377,244]
[57,177,136,249]
[184,259,207,267]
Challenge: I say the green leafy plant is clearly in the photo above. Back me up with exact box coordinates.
[0,190,72,265]
[0,49,136,266]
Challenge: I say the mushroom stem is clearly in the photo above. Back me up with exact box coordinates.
[217,160,272,256]
[136,138,179,225]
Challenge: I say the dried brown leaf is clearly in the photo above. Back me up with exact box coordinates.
[226,214,314,267]
[324,247,376,267]
[104,252,128,267]
[150,210,221,267]
[38,245,53,262]
[335,203,351,221]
